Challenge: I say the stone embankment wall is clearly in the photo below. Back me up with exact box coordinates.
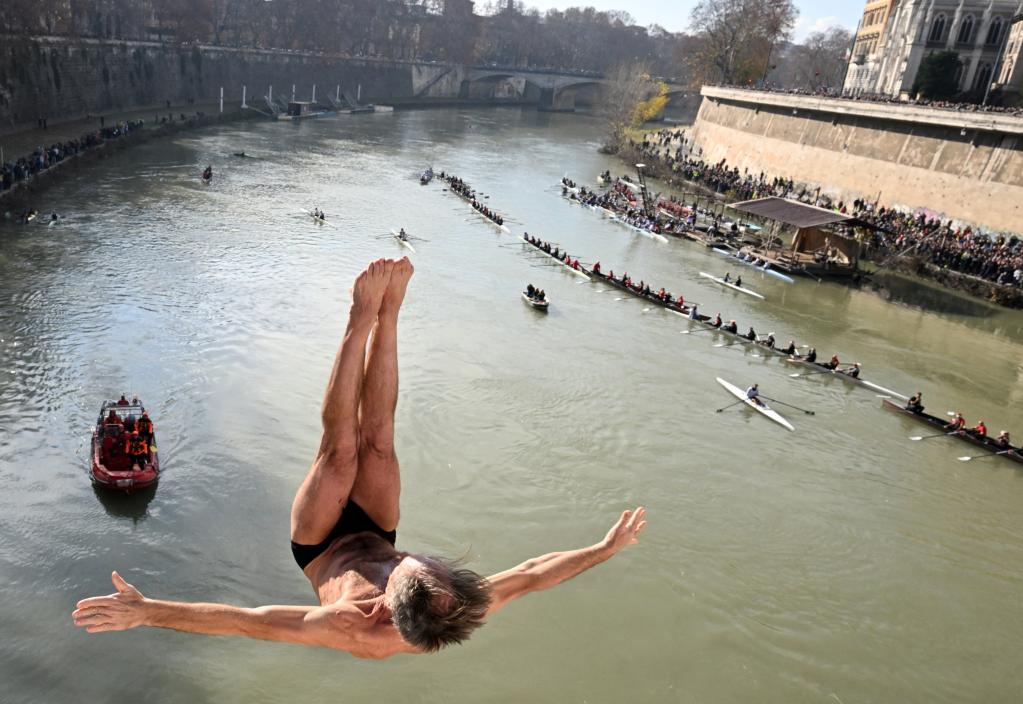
[0,36,459,132]
[690,87,1023,234]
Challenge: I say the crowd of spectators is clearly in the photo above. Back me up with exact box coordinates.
[1,120,144,195]
[634,129,1023,290]
[716,83,1023,117]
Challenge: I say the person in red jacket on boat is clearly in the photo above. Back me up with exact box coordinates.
[73,258,646,659]
[117,394,130,406]
[125,431,148,471]
[970,420,987,438]
[944,412,966,433]
[105,409,122,425]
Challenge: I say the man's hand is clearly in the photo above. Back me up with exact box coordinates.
[600,506,647,554]
[487,506,649,614]
[72,571,149,633]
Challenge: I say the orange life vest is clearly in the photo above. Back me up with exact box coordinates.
[137,417,152,433]
[126,437,148,455]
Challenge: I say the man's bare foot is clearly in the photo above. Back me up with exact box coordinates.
[380,257,414,317]
[351,259,394,320]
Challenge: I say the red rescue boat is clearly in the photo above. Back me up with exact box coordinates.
[91,398,160,492]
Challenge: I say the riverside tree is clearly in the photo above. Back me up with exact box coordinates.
[600,64,669,153]
[689,0,798,85]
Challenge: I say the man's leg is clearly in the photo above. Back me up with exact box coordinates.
[290,259,393,545]
[350,257,414,532]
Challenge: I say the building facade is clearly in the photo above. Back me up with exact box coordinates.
[844,0,1023,99]
[845,0,899,94]
[998,14,1023,99]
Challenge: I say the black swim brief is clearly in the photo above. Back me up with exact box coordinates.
[291,501,397,570]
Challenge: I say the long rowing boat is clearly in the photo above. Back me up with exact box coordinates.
[610,215,669,243]
[881,399,1023,465]
[442,178,511,233]
[300,209,336,228]
[558,187,667,243]
[785,358,907,400]
[585,267,790,356]
[390,228,416,253]
[713,248,794,283]
[518,236,590,280]
[698,272,765,300]
[716,377,794,431]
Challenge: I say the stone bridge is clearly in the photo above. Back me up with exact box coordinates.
[412,62,691,112]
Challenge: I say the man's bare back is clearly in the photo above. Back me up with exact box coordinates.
[72,258,646,658]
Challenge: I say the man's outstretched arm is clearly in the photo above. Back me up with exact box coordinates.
[72,571,350,648]
[486,506,646,615]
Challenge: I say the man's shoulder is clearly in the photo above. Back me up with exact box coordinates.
[309,600,418,658]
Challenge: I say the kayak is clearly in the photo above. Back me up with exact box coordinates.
[699,272,765,300]
[716,377,794,431]
[390,228,416,253]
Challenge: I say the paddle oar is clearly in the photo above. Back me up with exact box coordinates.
[909,431,957,441]
[958,450,1012,462]
[715,399,746,413]
[760,396,815,415]
[680,327,718,335]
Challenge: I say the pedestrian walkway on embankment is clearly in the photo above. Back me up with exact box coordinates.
[1,100,256,210]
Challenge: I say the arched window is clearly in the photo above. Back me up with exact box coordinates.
[929,14,947,43]
[957,15,974,44]
[986,16,1003,46]
[974,62,993,91]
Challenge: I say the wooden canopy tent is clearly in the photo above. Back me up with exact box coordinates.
[727,197,861,277]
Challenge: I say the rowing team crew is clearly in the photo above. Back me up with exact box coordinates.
[522,234,584,270]
[525,284,547,302]
[560,176,577,189]
[722,273,743,287]
[468,198,504,225]
[396,227,409,240]
[312,208,326,220]
[445,174,505,225]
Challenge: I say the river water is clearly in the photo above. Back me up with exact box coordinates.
[1,108,1021,703]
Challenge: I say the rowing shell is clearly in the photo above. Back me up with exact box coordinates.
[880,399,1023,464]
[713,248,794,283]
[390,229,416,253]
[716,377,794,431]
[300,209,337,228]
[784,358,907,400]
[610,216,669,243]
[699,272,765,300]
[519,235,590,280]
[522,292,550,311]
[472,207,510,233]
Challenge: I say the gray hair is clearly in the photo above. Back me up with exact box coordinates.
[389,558,492,652]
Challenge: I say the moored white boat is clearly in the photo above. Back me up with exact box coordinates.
[699,272,765,300]
[716,377,794,431]
[713,248,794,283]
